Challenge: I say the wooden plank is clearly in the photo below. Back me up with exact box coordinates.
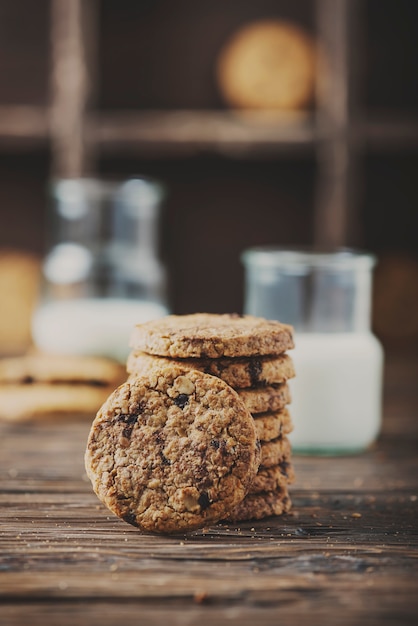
[1,599,418,626]
[0,480,416,621]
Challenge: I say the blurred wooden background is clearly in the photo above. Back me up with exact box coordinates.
[0,0,417,349]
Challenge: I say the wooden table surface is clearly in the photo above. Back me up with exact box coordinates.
[1,352,417,626]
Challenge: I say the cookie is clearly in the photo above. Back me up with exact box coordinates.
[248,462,295,495]
[85,365,260,534]
[254,408,293,442]
[127,351,295,389]
[217,20,317,111]
[0,354,126,422]
[237,383,290,415]
[226,490,292,522]
[261,436,291,468]
[0,385,119,422]
[276,458,294,483]
[127,374,291,416]
[0,353,125,386]
[129,313,294,359]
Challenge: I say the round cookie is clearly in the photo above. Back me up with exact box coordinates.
[0,354,126,422]
[85,366,260,534]
[227,490,292,523]
[237,383,291,415]
[0,353,125,386]
[127,351,295,389]
[261,436,291,468]
[0,384,118,422]
[129,313,294,359]
[248,462,295,495]
[254,408,293,442]
[217,20,317,111]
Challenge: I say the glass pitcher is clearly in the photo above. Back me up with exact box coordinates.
[32,178,169,362]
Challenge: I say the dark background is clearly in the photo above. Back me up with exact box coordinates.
[0,0,417,347]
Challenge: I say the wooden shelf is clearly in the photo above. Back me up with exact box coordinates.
[0,106,49,148]
[363,116,418,149]
[92,110,316,157]
[2,104,418,155]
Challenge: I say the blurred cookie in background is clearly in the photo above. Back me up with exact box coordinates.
[0,249,41,355]
[216,20,318,113]
[0,353,126,421]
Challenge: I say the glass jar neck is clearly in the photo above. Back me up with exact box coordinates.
[242,247,376,333]
[44,178,167,305]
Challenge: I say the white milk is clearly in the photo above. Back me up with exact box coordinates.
[32,298,169,363]
[289,332,384,454]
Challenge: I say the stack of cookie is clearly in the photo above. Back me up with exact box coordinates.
[126,313,295,523]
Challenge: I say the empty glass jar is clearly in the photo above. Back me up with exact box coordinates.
[242,247,384,454]
[32,178,169,362]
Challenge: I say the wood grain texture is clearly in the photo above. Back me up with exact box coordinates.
[93,110,315,157]
[0,352,417,625]
[49,0,97,177]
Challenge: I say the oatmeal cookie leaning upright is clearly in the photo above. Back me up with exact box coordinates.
[85,364,260,534]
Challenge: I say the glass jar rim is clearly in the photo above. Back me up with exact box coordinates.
[241,246,376,270]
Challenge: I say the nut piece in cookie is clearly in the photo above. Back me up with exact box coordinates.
[85,366,260,533]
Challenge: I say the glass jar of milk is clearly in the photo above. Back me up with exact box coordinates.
[242,247,384,454]
[32,178,169,362]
